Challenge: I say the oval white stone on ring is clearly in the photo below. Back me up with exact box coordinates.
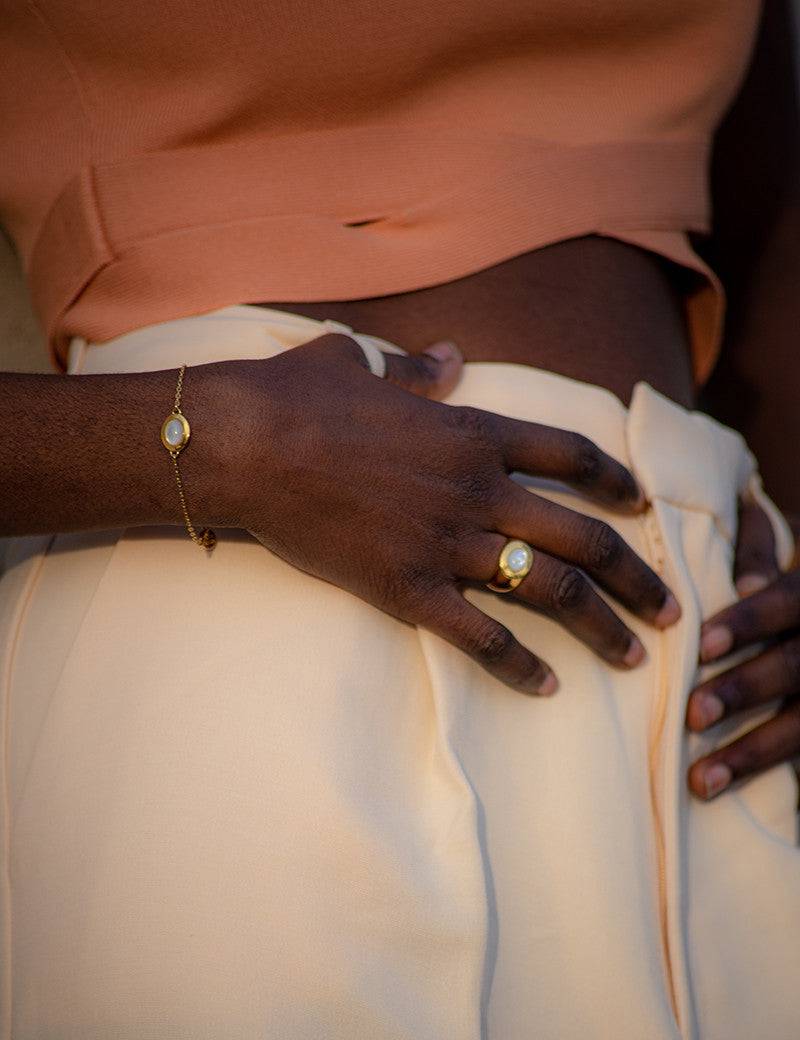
[508,548,529,573]
[499,539,533,580]
[486,538,534,593]
[161,412,190,452]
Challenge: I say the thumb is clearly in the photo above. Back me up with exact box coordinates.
[734,497,781,596]
[383,339,464,400]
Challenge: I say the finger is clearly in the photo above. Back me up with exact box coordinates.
[467,534,646,669]
[687,633,800,731]
[493,419,646,513]
[688,700,800,800]
[499,485,680,628]
[734,498,779,597]
[421,584,558,695]
[515,550,649,668]
[382,340,463,399]
[698,570,800,663]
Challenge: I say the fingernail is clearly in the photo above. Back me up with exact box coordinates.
[694,691,724,729]
[423,339,460,362]
[700,625,733,662]
[655,592,681,628]
[735,572,770,598]
[623,636,647,668]
[703,762,732,799]
[536,672,559,697]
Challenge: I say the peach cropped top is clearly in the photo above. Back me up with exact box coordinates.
[0,0,762,376]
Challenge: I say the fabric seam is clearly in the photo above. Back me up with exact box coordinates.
[637,507,683,1036]
[1,536,55,1040]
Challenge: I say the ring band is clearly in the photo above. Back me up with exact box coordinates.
[486,538,535,593]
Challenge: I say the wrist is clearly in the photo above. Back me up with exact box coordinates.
[169,359,255,531]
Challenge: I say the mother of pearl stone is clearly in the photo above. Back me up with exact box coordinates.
[164,417,186,447]
[507,547,530,574]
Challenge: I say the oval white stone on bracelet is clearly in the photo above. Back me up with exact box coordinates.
[161,412,190,453]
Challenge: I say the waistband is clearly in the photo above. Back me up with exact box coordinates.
[67,303,792,566]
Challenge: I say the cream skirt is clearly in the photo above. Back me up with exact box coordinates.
[1,305,798,1040]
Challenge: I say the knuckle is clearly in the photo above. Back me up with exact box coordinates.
[320,331,366,365]
[470,623,517,667]
[450,405,495,443]
[552,567,589,613]
[429,515,462,548]
[570,434,603,486]
[382,561,440,615]
[584,520,624,572]
[453,471,504,515]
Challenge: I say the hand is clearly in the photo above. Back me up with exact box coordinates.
[686,499,800,799]
[208,333,681,695]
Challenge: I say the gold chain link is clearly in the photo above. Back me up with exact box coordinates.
[164,363,217,551]
[173,360,185,413]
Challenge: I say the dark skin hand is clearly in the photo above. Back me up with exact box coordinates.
[221,333,682,695]
[0,312,682,695]
[263,225,798,803]
[687,506,800,800]
[688,0,800,800]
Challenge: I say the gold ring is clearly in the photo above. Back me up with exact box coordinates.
[486,538,535,593]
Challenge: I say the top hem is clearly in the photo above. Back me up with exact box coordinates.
[23,129,712,372]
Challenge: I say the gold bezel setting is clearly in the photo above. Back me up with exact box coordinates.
[161,412,191,454]
[486,539,534,593]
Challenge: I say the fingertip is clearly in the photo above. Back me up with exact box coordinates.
[518,667,559,697]
[735,572,771,598]
[699,624,733,663]
[422,339,463,398]
[615,482,648,515]
[622,636,647,668]
[537,671,560,697]
[699,761,733,800]
[631,483,648,513]
[422,339,462,364]
[655,592,681,628]
[686,690,724,731]
[688,757,732,800]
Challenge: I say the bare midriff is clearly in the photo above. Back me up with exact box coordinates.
[255,236,696,408]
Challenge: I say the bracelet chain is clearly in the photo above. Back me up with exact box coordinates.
[165,363,217,552]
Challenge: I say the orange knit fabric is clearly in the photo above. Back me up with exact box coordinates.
[0,1,761,377]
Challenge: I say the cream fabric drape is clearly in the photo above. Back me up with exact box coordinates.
[1,305,797,1039]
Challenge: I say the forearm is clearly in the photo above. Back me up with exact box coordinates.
[0,363,229,537]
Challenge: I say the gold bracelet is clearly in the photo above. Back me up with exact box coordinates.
[160,363,217,551]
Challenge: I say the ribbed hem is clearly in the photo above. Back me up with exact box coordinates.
[25,128,712,373]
